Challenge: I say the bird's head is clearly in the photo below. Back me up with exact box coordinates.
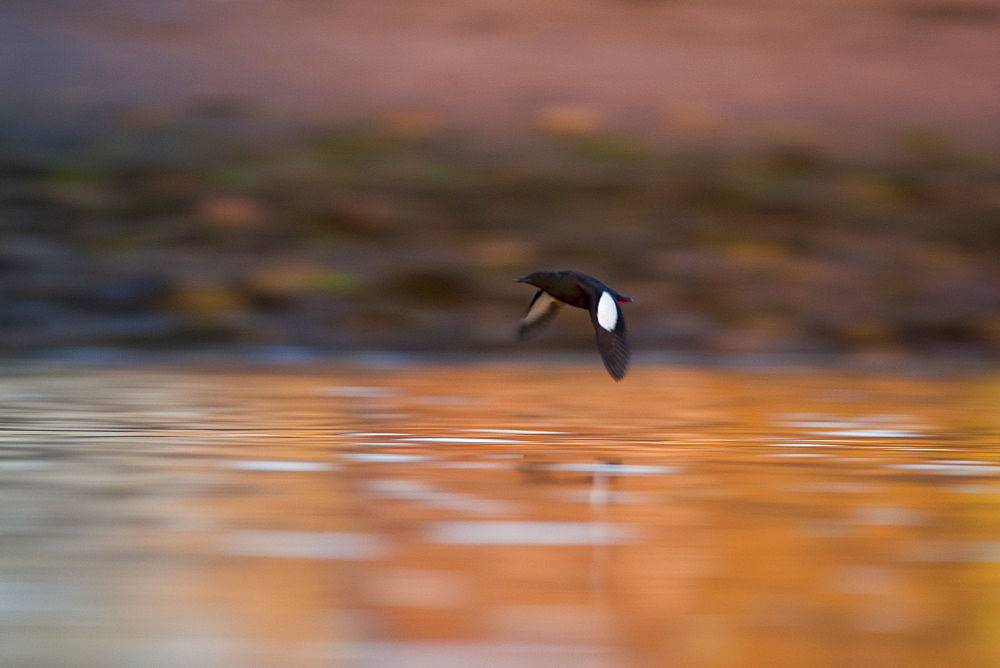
[514,271,555,289]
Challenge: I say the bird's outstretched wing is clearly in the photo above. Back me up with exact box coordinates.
[518,290,563,341]
[589,290,629,381]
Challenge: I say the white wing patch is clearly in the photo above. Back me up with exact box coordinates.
[596,291,618,331]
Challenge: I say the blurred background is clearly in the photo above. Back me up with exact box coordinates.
[3,4,1000,667]
[1,0,998,363]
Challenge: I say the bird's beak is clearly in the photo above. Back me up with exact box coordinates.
[514,276,528,283]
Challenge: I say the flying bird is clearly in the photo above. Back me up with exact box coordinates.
[515,270,632,381]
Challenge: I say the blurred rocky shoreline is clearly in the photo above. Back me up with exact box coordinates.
[2,117,998,362]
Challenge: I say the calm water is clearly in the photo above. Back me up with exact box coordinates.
[1,363,998,667]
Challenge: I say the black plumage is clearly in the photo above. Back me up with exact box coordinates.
[515,270,632,381]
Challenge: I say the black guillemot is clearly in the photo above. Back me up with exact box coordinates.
[515,270,632,381]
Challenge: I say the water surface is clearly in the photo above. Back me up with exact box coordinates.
[1,363,997,666]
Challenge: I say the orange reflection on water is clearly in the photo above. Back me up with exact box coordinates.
[0,364,997,666]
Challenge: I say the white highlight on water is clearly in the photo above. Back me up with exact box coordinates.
[425,521,638,545]
[364,479,515,516]
[223,530,382,559]
[546,463,677,476]
[402,437,527,444]
[226,460,336,472]
[341,453,436,463]
[459,429,569,435]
